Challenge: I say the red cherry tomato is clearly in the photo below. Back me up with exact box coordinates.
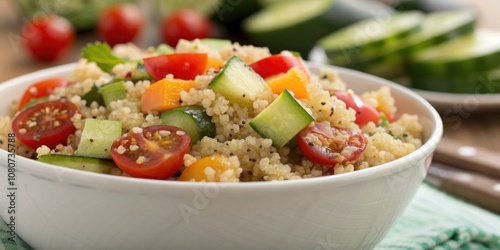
[297,122,367,166]
[110,125,191,180]
[98,3,144,46]
[143,53,208,80]
[333,90,380,127]
[161,9,212,47]
[21,15,74,61]
[18,78,69,110]
[249,54,309,79]
[12,100,79,149]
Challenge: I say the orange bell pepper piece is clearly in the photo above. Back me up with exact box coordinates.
[141,78,195,113]
[266,67,309,99]
[205,57,225,72]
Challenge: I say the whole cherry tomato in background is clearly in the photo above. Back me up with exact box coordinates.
[161,8,213,47]
[98,3,144,46]
[21,15,75,61]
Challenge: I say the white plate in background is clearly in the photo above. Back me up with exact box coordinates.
[308,46,500,112]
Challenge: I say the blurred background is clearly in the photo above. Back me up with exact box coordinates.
[0,0,499,80]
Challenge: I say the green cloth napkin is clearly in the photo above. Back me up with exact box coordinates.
[0,222,32,250]
[376,183,500,250]
[1,183,500,250]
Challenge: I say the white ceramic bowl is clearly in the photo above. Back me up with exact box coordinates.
[0,63,442,250]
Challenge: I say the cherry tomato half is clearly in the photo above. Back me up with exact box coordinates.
[297,122,367,166]
[18,78,69,110]
[249,54,309,79]
[98,3,144,46]
[12,100,79,149]
[21,15,75,61]
[161,8,212,47]
[110,125,191,180]
[333,90,380,127]
[143,53,208,80]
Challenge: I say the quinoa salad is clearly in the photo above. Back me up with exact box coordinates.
[0,39,422,182]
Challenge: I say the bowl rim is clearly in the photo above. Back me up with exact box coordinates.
[0,62,443,191]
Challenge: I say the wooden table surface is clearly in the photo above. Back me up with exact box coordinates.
[1,0,499,153]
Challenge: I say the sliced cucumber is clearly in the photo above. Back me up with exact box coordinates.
[157,0,221,17]
[394,0,472,13]
[318,11,423,60]
[214,0,260,30]
[101,81,126,107]
[408,29,500,75]
[38,154,116,174]
[160,105,215,144]
[250,89,313,148]
[82,84,105,107]
[208,56,269,107]
[76,119,122,159]
[200,38,232,51]
[409,67,500,93]
[326,10,476,67]
[154,44,174,55]
[244,0,392,55]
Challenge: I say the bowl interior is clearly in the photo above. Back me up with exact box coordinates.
[0,63,442,190]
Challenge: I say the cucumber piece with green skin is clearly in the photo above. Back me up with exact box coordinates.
[101,81,126,107]
[244,0,393,55]
[326,10,476,68]
[154,44,174,55]
[76,119,122,159]
[213,0,260,31]
[208,56,269,107]
[157,0,221,17]
[393,0,472,13]
[38,154,116,174]
[160,105,216,144]
[319,11,423,61]
[409,67,500,93]
[82,85,105,107]
[250,89,314,149]
[200,38,232,51]
[408,30,500,75]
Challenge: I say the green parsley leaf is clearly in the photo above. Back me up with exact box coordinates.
[81,42,129,73]
[378,113,390,129]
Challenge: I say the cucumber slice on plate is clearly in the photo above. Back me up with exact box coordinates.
[318,10,476,79]
[157,0,221,16]
[408,29,500,75]
[409,67,500,93]
[38,154,117,174]
[214,0,260,29]
[243,0,393,55]
[394,0,472,13]
[321,10,475,66]
[318,11,423,62]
